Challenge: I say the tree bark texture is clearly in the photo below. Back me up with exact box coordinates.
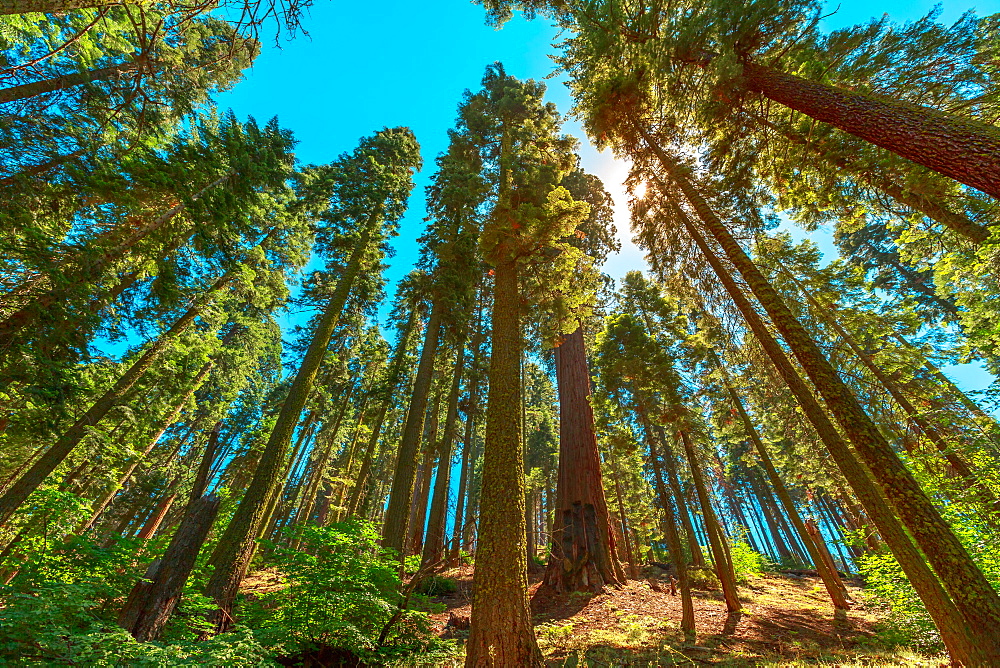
[466,258,543,667]
[0,61,138,104]
[119,495,220,641]
[743,62,1000,200]
[546,325,623,592]
[0,0,131,15]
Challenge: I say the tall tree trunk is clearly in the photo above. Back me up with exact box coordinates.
[204,224,373,632]
[727,384,849,608]
[647,432,695,639]
[467,258,542,667]
[0,60,139,104]
[644,138,1000,649]
[0,273,230,525]
[749,112,989,243]
[781,269,985,491]
[382,301,443,555]
[671,195,990,664]
[609,457,637,580]
[546,325,623,592]
[449,368,481,564]
[0,0,130,15]
[406,396,440,557]
[741,62,1000,200]
[423,336,468,567]
[679,430,740,612]
[651,423,705,569]
[119,494,221,641]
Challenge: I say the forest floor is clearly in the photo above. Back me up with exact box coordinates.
[425,564,945,666]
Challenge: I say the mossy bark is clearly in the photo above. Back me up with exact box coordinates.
[466,258,543,667]
[743,62,1000,199]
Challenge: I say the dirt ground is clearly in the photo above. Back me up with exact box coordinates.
[425,565,945,666]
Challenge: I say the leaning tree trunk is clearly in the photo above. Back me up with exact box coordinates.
[466,257,543,667]
[119,495,221,641]
[679,430,740,612]
[79,360,214,533]
[726,384,849,608]
[647,431,695,639]
[0,0,131,15]
[382,300,443,556]
[742,62,1000,200]
[650,423,705,569]
[750,113,990,244]
[204,224,373,633]
[643,134,1000,650]
[670,196,990,665]
[345,308,417,518]
[0,273,231,526]
[546,325,624,592]
[0,60,139,104]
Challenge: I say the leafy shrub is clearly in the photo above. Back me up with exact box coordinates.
[0,535,266,665]
[729,540,766,584]
[414,575,458,597]
[856,550,942,652]
[246,521,456,665]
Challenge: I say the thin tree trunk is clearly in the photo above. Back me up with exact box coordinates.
[204,224,374,632]
[383,301,443,555]
[423,336,468,567]
[647,433,695,639]
[645,140,1000,649]
[671,194,989,664]
[0,274,230,525]
[0,0,129,15]
[652,423,705,569]
[727,384,849,608]
[0,60,138,104]
[742,62,1000,200]
[679,430,740,612]
[79,360,213,533]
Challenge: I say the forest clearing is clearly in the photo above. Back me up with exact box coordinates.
[2,0,1000,665]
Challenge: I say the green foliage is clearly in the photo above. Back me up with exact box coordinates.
[246,521,454,664]
[857,550,942,652]
[728,539,766,584]
[414,575,458,597]
[0,536,266,665]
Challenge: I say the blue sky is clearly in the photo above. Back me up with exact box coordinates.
[214,0,1000,393]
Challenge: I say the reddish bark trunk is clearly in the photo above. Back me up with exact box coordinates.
[743,62,1000,200]
[546,326,623,592]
